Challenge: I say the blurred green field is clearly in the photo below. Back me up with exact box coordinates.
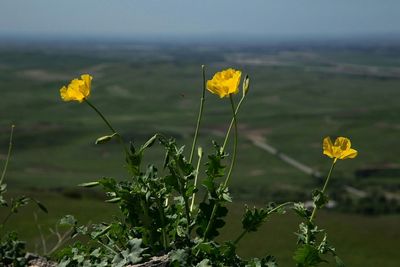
[1,42,400,265]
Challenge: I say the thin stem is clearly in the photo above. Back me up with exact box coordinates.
[189,65,206,164]
[203,204,217,240]
[269,201,294,214]
[175,167,191,238]
[233,202,293,245]
[181,182,192,235]
[84,99,129,157]
[47,227,74,255]
[233,230,247,245]
[190,148,203,212]
[0,125,15,185]
[85,99,116,133]
[310,159,336,222]
[204,95,239,240]
[96,240,118,255]
[157,199,168,250]
[105,234,122,252]
[1,211,13,226]
[222,96,245,152]
[223,95,238,187]
[34,212,47,255]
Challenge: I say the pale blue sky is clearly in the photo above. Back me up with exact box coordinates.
[1,0,399,40]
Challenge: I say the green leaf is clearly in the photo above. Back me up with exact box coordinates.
[195,242,214,254]
[217,185,232,202]
[140,134,158,152]
[185,184,196,197]
[115,238,144,265]
[293,244,323,267]
[169,249,188,266]
[32,199,48,213]
[78,181,100,188]
[196,259,212,267]
[241,204,284,233]
[11,196,30,213]
[129,141,136,154]
[90,248,102,258]
[0,183,7,192]
[59,215,77,227]
[91,224,112,239]
[105,197,121,203]
[312,189,329,209]
[293,202,310,219]
[246,258,262,267]
[95,133,117,144]
[98,177,117,191]
[0,195,7,207]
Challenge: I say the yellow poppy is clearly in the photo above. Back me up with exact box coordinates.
[60,74,92,103]
[206,68,242,98]
[323,136,358,161]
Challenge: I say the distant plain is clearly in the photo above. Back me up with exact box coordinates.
[0,40,399,266]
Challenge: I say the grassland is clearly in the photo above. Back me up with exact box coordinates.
[0,40,399,265]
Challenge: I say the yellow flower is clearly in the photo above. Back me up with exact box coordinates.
[323,136,358,161]
[206,68,242,98]
[60,74,92,103]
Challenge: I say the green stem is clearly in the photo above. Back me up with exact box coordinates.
[269,201,294,215]
[1,211,12,226]
[310,159,336,222]
[203,95,239,240]
[157,199,168,250]
[84,99,129,157]
[223,95,238,187]
[96,240,118,255]
[0,125,14,185]
[181,184,192,234]
[190,148,203,212]
[203,204,217,240]
[189,65,206,164]
[233,202,293,245]
[222,95,245,152]
[175,168,191,238]
[233,230,247,245]
[85,99,116,133]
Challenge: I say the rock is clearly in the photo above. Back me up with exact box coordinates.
[25,253,57,267]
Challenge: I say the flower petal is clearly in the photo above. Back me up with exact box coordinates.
[206,68,241,98]
[322,137,334,158]
[80,74,92,98]
[59,74,92,102]
[334,137,351,151]
[60,86,71,101]
[339,148,358,159]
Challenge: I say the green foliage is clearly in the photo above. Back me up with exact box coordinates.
[0,232,27,267]
[56,129,289,266]
[242,203,286,233]
[0,126,47,266]
[293,244,324,267]
[293,200,344,266]
[312,190,329,209]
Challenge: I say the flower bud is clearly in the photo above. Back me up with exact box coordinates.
[242,75,250,97]
[95,133,117,144]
